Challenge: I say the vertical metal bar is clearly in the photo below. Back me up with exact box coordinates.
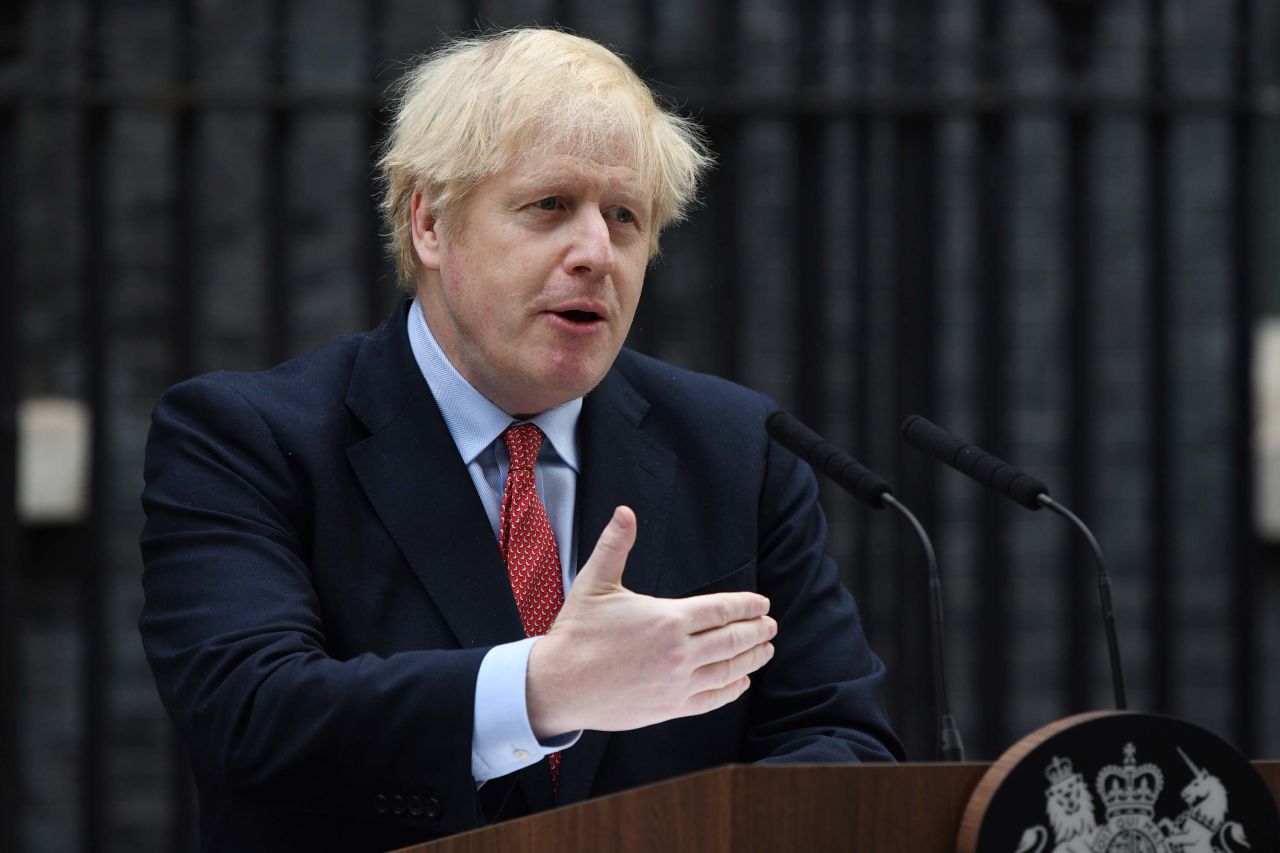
[635,1,657,87]
[0,91,21,853]
[1229,0,1258,755]
[794,0,826,430]
[892,118,940,756]
[552,0,572,28]
[1064,107,1095,712]
[265,0,292,366]
[1144,0,1173,715]
[364,0,392,329]
[709,0,741,382]
[975,0,1010,758]
[888,6,913,751]
[850,0,873,630]
[79,0,108,848]
[891,1,939,757]
[168,7,197,443]
[626,0,659,357]
[707,132,741,382]
[0,12,20,846]
[465,0,485,32]
[166,3,200,848]
[1048,0,1104,722]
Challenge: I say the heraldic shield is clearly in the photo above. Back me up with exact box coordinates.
[956,712,1280,853]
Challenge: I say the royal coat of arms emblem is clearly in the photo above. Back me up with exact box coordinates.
[1016,743,1251,853]
[956,713,1279,853]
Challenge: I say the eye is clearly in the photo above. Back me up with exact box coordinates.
[610,207,635,224]
[533,197,560,211]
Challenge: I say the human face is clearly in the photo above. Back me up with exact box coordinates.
[412,153,651,417]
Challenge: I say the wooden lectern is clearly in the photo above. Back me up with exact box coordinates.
[397,762,1280,853]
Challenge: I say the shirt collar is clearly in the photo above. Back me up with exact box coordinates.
[406,297,581,471]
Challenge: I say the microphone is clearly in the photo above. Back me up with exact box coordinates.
[901,415,1048,509]
[765,411,893,509]
[766,411,964,761]
[900,415,1127,711]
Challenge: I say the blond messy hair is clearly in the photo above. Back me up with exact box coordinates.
[378,28,713,287]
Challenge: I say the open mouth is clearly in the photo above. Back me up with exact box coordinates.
[554,309,601,324]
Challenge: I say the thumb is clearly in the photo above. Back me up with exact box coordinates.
[576,506,637,591]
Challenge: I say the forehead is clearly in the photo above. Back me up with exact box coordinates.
[497,150,651,204]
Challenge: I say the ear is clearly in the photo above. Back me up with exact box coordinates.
[410,190,444,271]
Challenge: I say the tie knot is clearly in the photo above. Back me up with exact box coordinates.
[502,423,544,470]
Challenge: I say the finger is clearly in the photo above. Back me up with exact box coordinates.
[691,641,775,693]
[686,615,777,669]
[575,506,637,590]
[682,675,752,718]
[679,591,771,634]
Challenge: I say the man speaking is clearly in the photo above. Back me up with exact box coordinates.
[139,28,903,852]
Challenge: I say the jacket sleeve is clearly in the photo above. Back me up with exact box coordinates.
[743,409,907,764]
[138,375,488,836]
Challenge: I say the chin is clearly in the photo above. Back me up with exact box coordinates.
[494,370,593,415]
[542,351,615,394]
[548,372,602,403]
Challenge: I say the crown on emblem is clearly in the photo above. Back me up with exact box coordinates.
[1096,743,1163,818]
[1045,755,1076,786]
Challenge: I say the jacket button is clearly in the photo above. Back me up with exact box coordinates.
[391,795,406,815]
[408,795,423,816]
[374,794,389,814]
[424,796,442,820]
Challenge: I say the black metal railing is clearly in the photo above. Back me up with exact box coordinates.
[0,1,1272,849]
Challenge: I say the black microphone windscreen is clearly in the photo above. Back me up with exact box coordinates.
[901,415,1048,510]
[766,411,893,509]
[902,415,965,467]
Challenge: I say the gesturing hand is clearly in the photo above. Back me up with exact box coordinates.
[526,506,776,738]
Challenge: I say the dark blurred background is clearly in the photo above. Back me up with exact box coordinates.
[3,0,1280,850]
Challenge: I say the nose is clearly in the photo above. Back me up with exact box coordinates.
[562,209,615,278]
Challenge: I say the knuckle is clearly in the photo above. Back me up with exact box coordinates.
[706,659,729,686]
[657,610,684,634]
[716,597,732,626]
[597,534,623,558]
[724,624,746,658]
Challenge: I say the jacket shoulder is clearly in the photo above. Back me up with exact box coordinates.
[611,348,775,424]
[155,331,371,427]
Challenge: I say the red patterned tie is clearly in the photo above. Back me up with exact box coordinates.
[498,424,565,791]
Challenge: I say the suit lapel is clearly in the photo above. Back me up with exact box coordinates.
[344,301,524,649]
[346,312,676,807]
[554,363,677,805]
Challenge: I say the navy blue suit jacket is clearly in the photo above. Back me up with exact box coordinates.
[139,299,903,851]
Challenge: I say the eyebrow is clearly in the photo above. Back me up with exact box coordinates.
[511,170,650,209]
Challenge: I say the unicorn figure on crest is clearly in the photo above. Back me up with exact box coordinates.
[1158,747,1250,853]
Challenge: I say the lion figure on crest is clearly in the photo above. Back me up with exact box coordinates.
[1016,756,1098,853]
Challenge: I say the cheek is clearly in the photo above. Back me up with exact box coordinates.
[440,256,489,320]
[616,259,647,309]
[448,245,524,311]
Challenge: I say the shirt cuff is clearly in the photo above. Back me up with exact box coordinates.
[472,637,582,783]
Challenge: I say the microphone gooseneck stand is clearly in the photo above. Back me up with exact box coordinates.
[901,414,1127,711]
[880,492,965,760]
[1035,494,1126,710]
[766,411,965,761]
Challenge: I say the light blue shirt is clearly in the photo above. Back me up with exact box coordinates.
[406,298,582,783]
